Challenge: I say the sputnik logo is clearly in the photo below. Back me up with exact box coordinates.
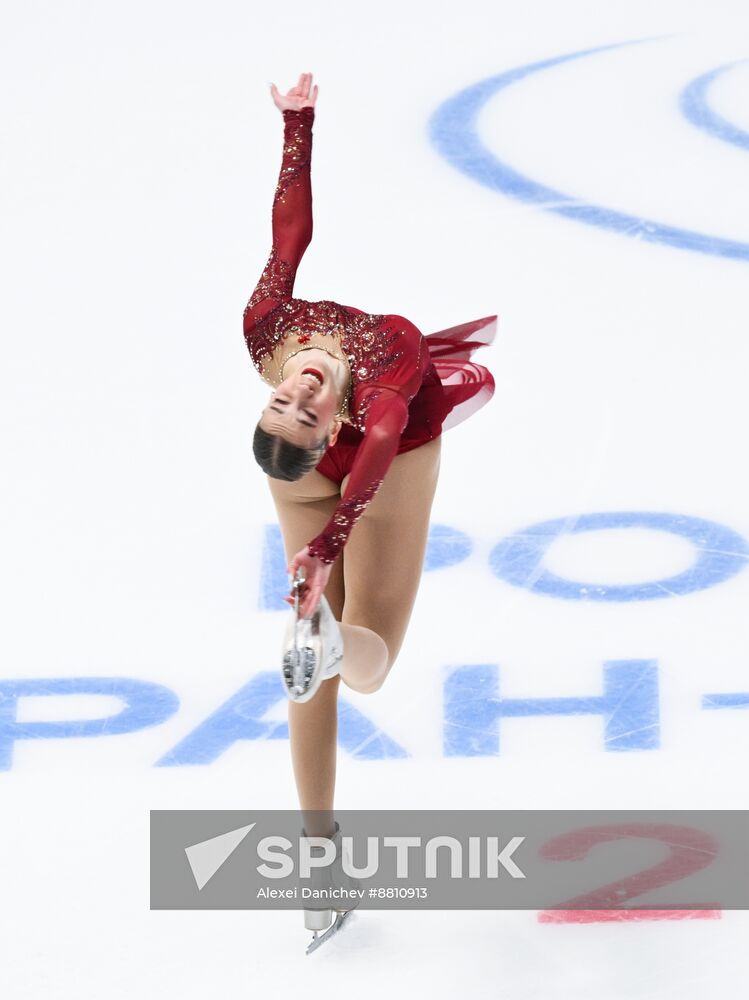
[185,823,257,891]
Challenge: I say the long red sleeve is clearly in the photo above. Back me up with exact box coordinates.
[243,106,315,344]
[306,386,410,564]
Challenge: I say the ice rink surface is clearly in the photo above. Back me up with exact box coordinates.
[2,0,749,995]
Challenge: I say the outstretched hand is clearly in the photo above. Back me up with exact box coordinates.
[284,545,332,619]
[270,71,319,113]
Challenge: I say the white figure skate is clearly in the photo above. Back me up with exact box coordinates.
[301,820,362,955]
[281,568,344,704]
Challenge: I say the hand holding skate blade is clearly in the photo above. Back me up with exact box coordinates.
[280,567,344,703]
[286,545,333,619]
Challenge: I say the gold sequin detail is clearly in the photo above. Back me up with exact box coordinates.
[307,477,385,564]
[355,387,387,428]
[243,244,294,321]
[275,106,314,205]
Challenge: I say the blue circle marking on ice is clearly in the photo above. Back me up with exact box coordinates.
[679,60,749,151]
[489,510,749,601]
[428,39,749,262]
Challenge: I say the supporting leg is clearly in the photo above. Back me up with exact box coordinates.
[287,675,341,838]
[267,468,347,835]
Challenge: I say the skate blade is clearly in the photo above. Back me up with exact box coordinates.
[305,909,355,955]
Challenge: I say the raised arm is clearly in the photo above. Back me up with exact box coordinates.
[243,74,318,344]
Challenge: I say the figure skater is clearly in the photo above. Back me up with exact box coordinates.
[242,72,496,947]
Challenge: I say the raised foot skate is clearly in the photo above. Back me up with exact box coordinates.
[281,568,344,704]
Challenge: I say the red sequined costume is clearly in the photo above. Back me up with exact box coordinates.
[243,105,496,565]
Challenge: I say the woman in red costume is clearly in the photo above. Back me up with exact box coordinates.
[243,72,495,882]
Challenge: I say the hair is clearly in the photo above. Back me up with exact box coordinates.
[253,422,330,481]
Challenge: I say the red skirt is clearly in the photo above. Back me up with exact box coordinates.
[315,314,497,486]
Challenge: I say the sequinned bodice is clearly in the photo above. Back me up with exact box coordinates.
[251,298,426,433]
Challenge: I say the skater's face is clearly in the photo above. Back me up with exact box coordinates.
[259,369,341,450]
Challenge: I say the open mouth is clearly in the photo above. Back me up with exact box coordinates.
[301,367,324,386]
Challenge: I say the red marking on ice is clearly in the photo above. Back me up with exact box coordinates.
[538,908,722,923]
